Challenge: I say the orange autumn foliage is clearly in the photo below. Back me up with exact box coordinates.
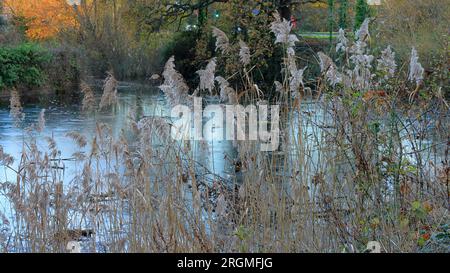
[4,0,77,40]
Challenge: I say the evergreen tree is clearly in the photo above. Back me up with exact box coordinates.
[355,0,370,30]
[338,0,349,29]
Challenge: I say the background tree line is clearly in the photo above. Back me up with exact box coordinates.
[0,0,448,93]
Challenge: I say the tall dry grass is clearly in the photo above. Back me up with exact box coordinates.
[0,14,448,253]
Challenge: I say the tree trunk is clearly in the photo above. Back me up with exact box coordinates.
[278,0,292,20]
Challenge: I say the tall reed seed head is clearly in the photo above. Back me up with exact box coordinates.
[37,109,46,133]
[355,18,370,43]
[290,68,305,94]
[196,58,217,95]
[270,11,299,56]
[239,40,251,66]
[377,45,397,80]
[408,47,424,84]
[215,76,235,103]
[336,28,349,53]
[0,145,14,166]
[99,71,118,110]
[80,81,96,112]
[212,27,230,54]
[160,56,192,107]
[318,52,342,87]
[9,88,24,123]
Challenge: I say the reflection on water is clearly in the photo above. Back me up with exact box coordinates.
[2,84,443,187]
[0,85,243,241]
[0,83,446,252]
[0,84,237,207]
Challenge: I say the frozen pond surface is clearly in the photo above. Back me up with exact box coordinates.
[0,83,446,252]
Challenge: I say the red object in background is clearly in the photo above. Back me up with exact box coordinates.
[291,15,297,28]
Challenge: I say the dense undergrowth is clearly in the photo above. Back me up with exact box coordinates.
[0,43,50,89]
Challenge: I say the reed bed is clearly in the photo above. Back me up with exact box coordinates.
[0,15,448,253]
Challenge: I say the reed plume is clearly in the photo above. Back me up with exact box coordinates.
[197,58,217,95]
[355,18,370,43]
[239,40,251,66]
[80,81,96,112]
[37,109,46,133]
[274,81,284,95]
[408,47,424,84]
[336,29,348,53]
[66,131,88,148]
[160,56,192,107]
[318,52,342,86]
[270,12,298,51]
[215,76,235,103]
[137,117,171,143]
[377,45,397,80]
[0,145,14,166]
[99,71,118,110]
[9,88,24,123]
[212,27,230,54]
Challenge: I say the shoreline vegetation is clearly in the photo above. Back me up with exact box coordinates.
[0,0,449,253]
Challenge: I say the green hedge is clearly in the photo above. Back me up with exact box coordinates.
[0,43,51,89]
